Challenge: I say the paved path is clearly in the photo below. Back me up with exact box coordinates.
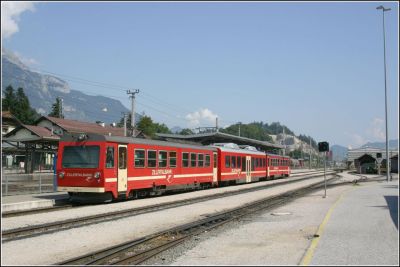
[304,179,398,265]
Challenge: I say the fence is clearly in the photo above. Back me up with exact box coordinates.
[2,169,56,196]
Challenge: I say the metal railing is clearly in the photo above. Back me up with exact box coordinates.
[2,169,56,196]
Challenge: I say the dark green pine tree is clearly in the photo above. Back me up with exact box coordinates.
[2,85,16,111]
[48,97,64,118]
[13,87,39,124]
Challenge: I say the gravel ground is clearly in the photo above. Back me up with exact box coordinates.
[2,174,337,265]
[141,184,355,265]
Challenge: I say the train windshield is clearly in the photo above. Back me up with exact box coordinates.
[62,146,100,168]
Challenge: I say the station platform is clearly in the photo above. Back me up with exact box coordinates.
[1,192,69,213]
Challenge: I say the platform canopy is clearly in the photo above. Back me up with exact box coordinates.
[156,132,283,154]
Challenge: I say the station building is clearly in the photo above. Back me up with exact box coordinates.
[347,147,398,174]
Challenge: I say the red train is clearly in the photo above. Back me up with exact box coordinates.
[56,133,291,202]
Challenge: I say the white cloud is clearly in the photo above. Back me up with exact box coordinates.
[14,50,40,67]
[1,2,35,39]
[367,117,385,141]
[185,108,218,128]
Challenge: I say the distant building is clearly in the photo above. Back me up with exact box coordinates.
[347,147,398,173]
[2,116,129,173]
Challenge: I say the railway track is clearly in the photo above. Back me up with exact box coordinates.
[58,176,343,265]
[1,170,327,219]
[2,171,336,242]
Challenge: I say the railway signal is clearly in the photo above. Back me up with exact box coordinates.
[318,141,329,198]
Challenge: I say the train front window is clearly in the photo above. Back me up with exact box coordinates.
[62,146,99,168]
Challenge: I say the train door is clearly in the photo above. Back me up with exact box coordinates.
[213,152,218,184]
[118,145,128,192]
[246,156,251,183]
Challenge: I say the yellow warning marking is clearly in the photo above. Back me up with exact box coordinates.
[300,187,355,266]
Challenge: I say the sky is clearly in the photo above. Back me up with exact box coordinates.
[1,1,399,149]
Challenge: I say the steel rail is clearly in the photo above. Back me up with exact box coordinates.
[2,171,335,242]
[59,176,342,265]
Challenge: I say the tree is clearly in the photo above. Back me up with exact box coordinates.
[2,85,39,124]
[2,85,16,111]
[136,116,155,138]
[179,128,194,135]
[48,97,64,118]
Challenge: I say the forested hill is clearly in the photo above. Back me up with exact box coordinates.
[220,121,317,149]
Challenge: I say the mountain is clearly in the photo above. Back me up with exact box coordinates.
[331,145,348,162]
[361,139,398,150]
[1,49,131,124]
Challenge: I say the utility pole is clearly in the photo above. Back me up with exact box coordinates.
[282,127,286,156]
[309,137,312,169]
[238,122,241,137]
[216,117,219,132]
[376,5,391,182]
[123,113,128,137]
[126,89,140,136]
[60,98,63,118]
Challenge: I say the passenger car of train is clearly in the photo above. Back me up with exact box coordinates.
[56,133,291,202]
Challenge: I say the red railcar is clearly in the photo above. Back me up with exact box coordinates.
[57,134,291,202]
[266,153,291,178]
[212,143,267,185]
[57,133,217,202]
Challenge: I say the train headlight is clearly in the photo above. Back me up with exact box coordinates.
[59,172,65,179]
[78,133,87,141]
[94,172,101,179]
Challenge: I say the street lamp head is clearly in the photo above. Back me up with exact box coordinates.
[377,5,391,11]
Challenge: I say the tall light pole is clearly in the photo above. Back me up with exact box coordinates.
[376,5,391,182]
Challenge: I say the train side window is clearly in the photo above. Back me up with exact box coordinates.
[237,156,241,169]
[159,151,167,168]
[205,154,210,167]
[242,157,246,171]
[147,150,157,168]
[169,151,177,168]
[198,154,204,167]
[134,149,145,168]
[263,158,266,167]
[182,152,189,167]
[106,147,114,168]
[231,156,236,168]
[119,147,127,169]
[251,158,255,171]
[190,153,197,167]
[225,156,230,168]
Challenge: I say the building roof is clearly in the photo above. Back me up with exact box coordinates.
[36,116,125,136]
[1,111,22,125]
[4,124,60,142]
[347,147,398,162]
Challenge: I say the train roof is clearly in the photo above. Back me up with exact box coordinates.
[210,143,267,156]
[60,133,217,151]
